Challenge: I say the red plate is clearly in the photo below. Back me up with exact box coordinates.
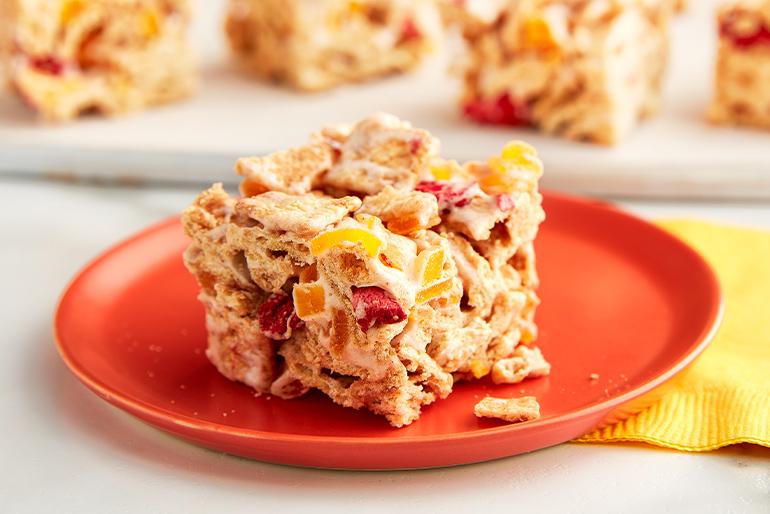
[54,192,722,469]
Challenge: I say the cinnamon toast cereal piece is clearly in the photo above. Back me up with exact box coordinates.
[322,113,440,195]
[236,143,335,196]
[474,396,541,423]
[357,186,441,235]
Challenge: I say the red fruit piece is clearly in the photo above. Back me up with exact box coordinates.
[720,20,770,49]
[29,56,66,75]
[409,138,423,155]
[351,286,407,332]
[496,193,515,212]
[462,92,530,126]
[399,18,422,44]
[258,292,303,340]
[415,180,475,212]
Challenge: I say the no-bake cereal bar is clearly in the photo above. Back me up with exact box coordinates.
[709,0,770,130]
[182,113,547,427]
[225,0,442,91]
[456,0,673,144]
[0,0,196,120]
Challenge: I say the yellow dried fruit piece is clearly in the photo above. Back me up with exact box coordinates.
[293,283,326,318]
[521,325,537,344]
[348,0,365,13]
[140,8,161,39]
[501,140,537,162]
[470,359,490,379]
[310,228,383,258]
[429,163,452,181]
[59,0,86,25]
[489,147,540,177]
[415,248,445,286]
[416,277,452,304]
[354,213,379,230]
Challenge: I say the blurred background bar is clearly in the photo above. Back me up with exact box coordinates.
[2,0,769,199]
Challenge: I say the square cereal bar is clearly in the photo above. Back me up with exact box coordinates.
[709,0,770,130]
[225,0,442,91]
[182,113,547,427]
[457,0,673,144]
[1,0,196,121]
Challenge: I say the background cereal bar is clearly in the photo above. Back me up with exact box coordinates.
[225,0,442,91]
[1,0,196,121]
[457,0,673,144]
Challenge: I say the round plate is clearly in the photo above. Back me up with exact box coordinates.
[54,192,723,470]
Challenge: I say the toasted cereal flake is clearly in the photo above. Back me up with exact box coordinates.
[473,396,540,423]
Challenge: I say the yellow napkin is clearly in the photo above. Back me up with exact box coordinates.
[575,220,770,451]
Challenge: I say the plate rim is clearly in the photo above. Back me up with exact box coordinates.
[53,190,724,447]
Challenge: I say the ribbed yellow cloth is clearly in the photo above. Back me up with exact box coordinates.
[575,220,770,451]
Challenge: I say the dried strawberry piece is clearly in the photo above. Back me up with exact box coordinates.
[258,292,303,340]
[29,56,66,75]
[399,18,422,44]
[496,193,515,212]
[351,286,407,332]
[720,20,770,49]
[415,180,475,212]
[462,92,530,126]
[409,138,423,155]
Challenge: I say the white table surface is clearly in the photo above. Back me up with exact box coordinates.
[2,176,769,513]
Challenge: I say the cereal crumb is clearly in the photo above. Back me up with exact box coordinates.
[589,373,600,380]
[473,396,540,424]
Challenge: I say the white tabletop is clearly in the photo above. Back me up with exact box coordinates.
[3,176,768,513]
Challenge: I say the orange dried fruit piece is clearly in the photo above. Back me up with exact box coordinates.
[479,173,523,195]
[416,277,453,304]
[470,359,491,379]
[521,17,560,52]
[293,283,326,318]
[415,248,445,286]
[299,264,318,283]
[386,216,423,235]
[379,245,404,271]
[240,178,268,197]
[310,228,383,258]
[438,294,461,307]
